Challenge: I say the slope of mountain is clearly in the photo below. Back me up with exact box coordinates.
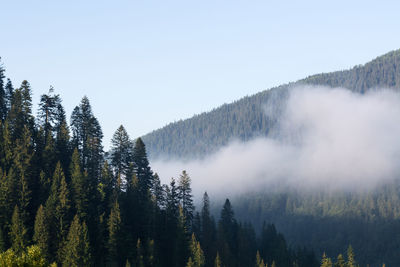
[142,49,400,159]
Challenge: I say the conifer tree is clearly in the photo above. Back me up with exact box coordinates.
[256,251,266,267]
[335,254,345,267]
[346,246,356,267]
[151,173,165,208]
[4,79,14,113]
[178,170,194,228]
[107,200,121,266]
[321,253,332,267]
[0,167,17,231]
[214,252,222,267]
[10,205,27,253]
[111,125,133,179]
[70,96,103,178]
[62,214,91,267]
[187,257,195,267]
[46,162,71,261]
[33,205,50,260]
[70,149,89,221]
[13,126,33,225]
[133,137,153,195]
[189,233,205,267]
[201,191,216,267]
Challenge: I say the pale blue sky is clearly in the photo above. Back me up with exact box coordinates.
[2,0,400,149]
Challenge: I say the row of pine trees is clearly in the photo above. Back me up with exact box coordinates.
[0,58,321,266]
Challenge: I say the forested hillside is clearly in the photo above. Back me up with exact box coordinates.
[142,49,400,159]
[0,60,322,266]
[233,180,400,266]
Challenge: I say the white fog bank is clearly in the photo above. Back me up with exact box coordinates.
[153,86,400,198]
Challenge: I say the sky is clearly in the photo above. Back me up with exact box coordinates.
[2,0,400,149]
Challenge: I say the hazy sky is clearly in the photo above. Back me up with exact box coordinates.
[2,0,400,148]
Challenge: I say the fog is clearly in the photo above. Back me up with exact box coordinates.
[153,86,400,198]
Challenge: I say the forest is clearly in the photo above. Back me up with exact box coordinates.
[0,60,332,266]
[142,49,400,159]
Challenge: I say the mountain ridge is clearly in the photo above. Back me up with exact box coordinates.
[142,49,400,159]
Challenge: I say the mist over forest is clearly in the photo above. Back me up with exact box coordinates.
[153,86,400,197]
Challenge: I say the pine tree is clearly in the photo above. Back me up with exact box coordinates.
[151,173,165,208]
[62,214,91,267]
[10,205,27,253]
[346,246,356,267]
[133,137,153,195]
[187,257,195,267]
[335,254,345,267]
[107,200,121,266]
[4,79,14,113]
[214,252,222,267]
[70,96,103,179]
[13,126,33,225]
[178,170,194,228]
[33,205,50,260]
[201,191,216,267]
[46,162,71,261]
[189,233,205,267]
[70,149,89,221]
[321,253,333,267]
[256,251,266,267]
[110,125,133,179]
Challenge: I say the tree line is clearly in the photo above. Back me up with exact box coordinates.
[0,59,320,266]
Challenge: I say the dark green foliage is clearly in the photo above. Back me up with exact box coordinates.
[0,61,320,266]
[234,184,400,266]
[133,137,153,195]
[33,205,50,260]
[178,170,195,228]
[107,200,122,266]
[62,214,91,267]
[143,49,400,159]
[110,125,133,179]
[10,205,27,254]
[70,149,89,221]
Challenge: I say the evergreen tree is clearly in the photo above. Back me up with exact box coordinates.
[10,205,27,253]
[151,173,165,208]
[107,200,121,266]
[334,254,345,267]
[189,233,205,267]
[46,162,71,261]
[214,252,222,267]
[133,137,153,195]
[256,251,266,267]
[70,96,103,178]
[4,79,14,113]
[178,170,194,228]
[62,214,91,267]
[110,125,133,179]
[346,246,356,267]
[70,149,89,221]
[201,192,216,267]
[33,205,50,260]
[321,253,333,267]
